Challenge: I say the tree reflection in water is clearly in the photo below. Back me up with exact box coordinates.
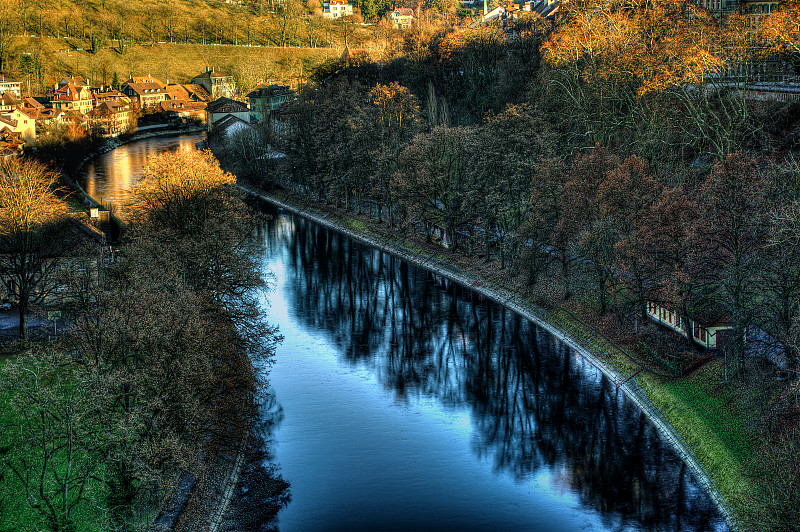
[262,210,725,531]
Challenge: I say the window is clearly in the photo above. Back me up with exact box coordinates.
[700,328,706,343]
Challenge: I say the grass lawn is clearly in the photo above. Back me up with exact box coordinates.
[640,362,756,515]
[0,351,109,531]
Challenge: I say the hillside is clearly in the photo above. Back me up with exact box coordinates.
[8,37,363,95]
[0,0,399,94]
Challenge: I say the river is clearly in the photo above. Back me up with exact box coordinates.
[79,133,205,218]
[86,135,728,532]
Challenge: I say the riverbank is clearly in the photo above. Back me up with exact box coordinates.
[0,132,254,530]
[71,125,206,206]
[76,125,207,173]
[240,182,741,531]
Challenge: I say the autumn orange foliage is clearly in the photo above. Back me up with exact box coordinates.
[543,0,738,95]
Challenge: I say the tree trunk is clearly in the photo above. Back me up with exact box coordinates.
[18,300,28,341]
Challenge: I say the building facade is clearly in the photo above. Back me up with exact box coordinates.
[191,69,236,100]
[323,0,354,18]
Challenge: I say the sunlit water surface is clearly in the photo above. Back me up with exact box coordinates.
[79,133,204,219]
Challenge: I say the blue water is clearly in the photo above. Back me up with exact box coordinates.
[256,210,727,532]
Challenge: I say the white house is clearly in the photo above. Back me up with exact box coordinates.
[323,0,354,18]
[206,97,251,131]
[0,75,22,98]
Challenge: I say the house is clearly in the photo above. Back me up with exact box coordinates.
[191,69,236,100]
[51,83,95,115]
[528,0,559,19]
[93,89,131,108]
[183,84,213,103]
[157,99,207,124]
[206,97,250,131]
[165,84,191,101]
[390,8,414,29]
[247,84,293,122]
[0,127,24,158]
[693,0,779,15]
[126,75,166,89]
[87,101,133,135]
[323,0,353,18]
[0,75,22,98]
[213,114,254,138]
[645,301,733,350]
[55,75,90,91]
[0,108,37,146]
[20,97,46,112]
[740,0,780,15]
[0,93,18,113]
[121,81,167,113]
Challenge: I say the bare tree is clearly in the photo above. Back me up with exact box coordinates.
[0,158,75,341]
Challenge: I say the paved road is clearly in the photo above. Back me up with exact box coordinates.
[0,309,53,342]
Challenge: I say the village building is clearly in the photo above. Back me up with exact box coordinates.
[183,84,213,103]
[55,75,90,91]
[93,89,131,108]
[20,97,45,112]
[87,102,133,135]
[213,114,254,138]
[206,97,250,131]
[247,84,293,122]
[0,108,37,146]
[323,0,353,18]
[157,100,207,124]
[51,83,94,115]
[165,84,191,101]
[191,69,236,100]
[0,75,22,99]
[121,81,167,113]
[0,93,19,113]
[126,75,166,89]
[390,8,414,29]
[0,128,24,158]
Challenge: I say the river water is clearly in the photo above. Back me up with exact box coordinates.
[79,133,205,218]
[84,135,728,532]
[257,209,728,532]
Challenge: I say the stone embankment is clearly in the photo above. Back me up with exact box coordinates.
[240,182,738,531]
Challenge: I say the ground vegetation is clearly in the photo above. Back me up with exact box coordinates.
[0,150,284,531]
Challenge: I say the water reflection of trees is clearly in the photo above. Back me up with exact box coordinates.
[265,212,724,531]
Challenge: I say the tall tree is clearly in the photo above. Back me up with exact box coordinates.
[473,104,552,269]
[698,152,767,377]
[596,155,662,320]
[394,126,478,251]
[0,159,75,341]
[519,157,567,286]
[554,145,618,303]
[370,81,421,225]
[634,187,705,335]
[0,349,105,532]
